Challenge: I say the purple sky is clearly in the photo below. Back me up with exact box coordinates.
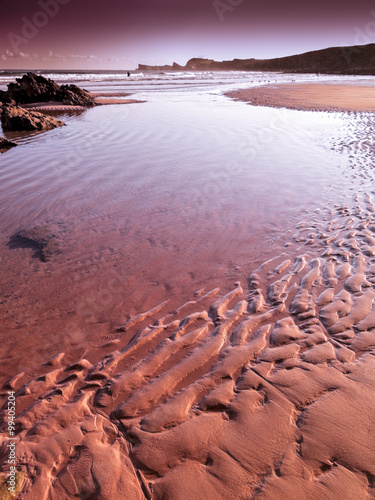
[1,0,375,69]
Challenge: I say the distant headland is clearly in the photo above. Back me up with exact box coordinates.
[138,43,375,75]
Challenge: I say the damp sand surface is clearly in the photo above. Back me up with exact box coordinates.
[227,82,375,112]
[20,91,145,110]
[1,73,375,498]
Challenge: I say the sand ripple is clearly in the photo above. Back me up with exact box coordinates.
[1,192,375,498]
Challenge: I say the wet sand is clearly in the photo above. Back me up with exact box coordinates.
[2,195,375,498]
[20,92,145,110]
[226,83,375,112]
[1,83,375,498]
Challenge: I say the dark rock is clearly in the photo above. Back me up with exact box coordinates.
[0,136,17,152]
[1,72,96,107]
[59,84,95,107]
[0,90,15,105]
[1,105,65,131]
[7,73,60,104]
[12,224,64,262]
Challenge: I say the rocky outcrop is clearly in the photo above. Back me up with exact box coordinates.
[184,58,216,70]
[4,72,60,104]
[0,136,17,152]
[1,105,65,131]
[0,72,96,107]
[251,43,375,74]
[138,61,184,71]
[138,43,375,75]
[58,84,95,106]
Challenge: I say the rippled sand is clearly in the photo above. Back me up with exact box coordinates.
[1,79,375,498]
[2,193,375,498]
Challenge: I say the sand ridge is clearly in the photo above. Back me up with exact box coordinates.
[226,83,375,113]
[1,192,375,498]
[19,92,146,111]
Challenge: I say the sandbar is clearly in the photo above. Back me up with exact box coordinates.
[226,83,375,112]
[20,92,145,111]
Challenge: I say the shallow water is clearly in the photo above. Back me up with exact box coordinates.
[0,72,353,233]
[0,70,374,376]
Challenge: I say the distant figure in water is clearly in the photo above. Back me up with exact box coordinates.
[127,71,131,77]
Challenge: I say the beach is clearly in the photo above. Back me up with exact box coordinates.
[1,71,375,499]
[226,82,375,112]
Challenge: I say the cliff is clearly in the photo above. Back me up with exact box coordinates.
[137,43,375,75]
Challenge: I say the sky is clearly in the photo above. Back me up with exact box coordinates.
[1,0,375,70]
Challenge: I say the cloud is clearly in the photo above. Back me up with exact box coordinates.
[50,53,102,61]
[1,50,34,60]
[71,54,100,60]
[107,56,127,62]
[0,49,102,64]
